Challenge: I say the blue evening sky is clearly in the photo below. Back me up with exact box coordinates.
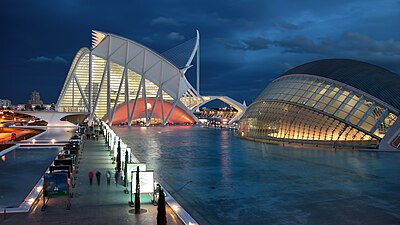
[0,0,399,105]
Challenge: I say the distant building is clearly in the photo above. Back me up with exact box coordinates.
[28,90,43,105]
[0,99,12,108]
[16,104,25,111]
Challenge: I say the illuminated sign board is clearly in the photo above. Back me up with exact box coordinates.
[131,171,154,193]
[126,163,147,182]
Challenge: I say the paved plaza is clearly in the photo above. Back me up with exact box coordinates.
[2,133,183,225]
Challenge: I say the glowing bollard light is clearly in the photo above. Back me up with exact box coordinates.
[36,186,43,192]
[51,139,56,144]
[171,204,180,212]
[32,139,36,144]
[27,198,35,205]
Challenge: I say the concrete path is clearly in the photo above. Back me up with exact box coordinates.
[2,133,184,225]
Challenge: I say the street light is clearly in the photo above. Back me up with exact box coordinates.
[128,170,134,207]
[117,140,121,172]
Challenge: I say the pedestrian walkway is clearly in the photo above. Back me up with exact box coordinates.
[2,133,184,225]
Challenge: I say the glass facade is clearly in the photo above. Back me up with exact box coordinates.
[240,75,399,148]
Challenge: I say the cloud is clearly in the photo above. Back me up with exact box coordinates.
[216,38,247,50]
[243,37,270,50]
[151,17,180,26]
[275,32,400,56]
[275,36,322,54]
[339,32,400,56]
[166,32,185,41]
[28,56,68,64]
[217,37,270,51]
[274,32,400,73]
[277,21,301,30]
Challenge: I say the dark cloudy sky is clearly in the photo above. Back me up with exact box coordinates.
[1,0,399,105]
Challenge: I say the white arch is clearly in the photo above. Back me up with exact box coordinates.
[195,96,247,124]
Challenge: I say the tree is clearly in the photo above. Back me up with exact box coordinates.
[157,188,167,225]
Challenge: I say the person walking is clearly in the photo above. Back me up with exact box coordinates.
[114,171,119,186]
[88,170,94,185]
[106,170,111,185]
[153,184,161,205]
[96,171,101,186]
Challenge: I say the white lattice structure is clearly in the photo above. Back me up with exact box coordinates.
[56,31,245,126]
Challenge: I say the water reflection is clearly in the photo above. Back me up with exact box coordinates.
[219,130,231,182]
[113,126,400,225]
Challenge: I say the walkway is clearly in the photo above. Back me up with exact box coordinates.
[2,133,184,225]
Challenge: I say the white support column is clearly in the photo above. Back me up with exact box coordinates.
[143,77,148,125]
[160,62,165,125]
[107,61,111,124]
[73,76,90,112]
[142,50,148,125]
[196,30,200,94]
[89,60,109,123]
[89,51,93,124]
[57,71,75,109]
[107,36,112,124]
[128,77,143,126]
[109,67,127,125]
[72,78,75,107]
[164,98,179,125]
[125,42,130,124]
[161,86,165,125]
[147,87,162,126]
[125,72,130,123]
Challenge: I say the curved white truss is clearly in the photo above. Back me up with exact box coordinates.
[56,30,245,126]
[196,96,247,124]
[57,31,204,126]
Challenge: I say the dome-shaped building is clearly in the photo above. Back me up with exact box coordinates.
[239,59,400,150]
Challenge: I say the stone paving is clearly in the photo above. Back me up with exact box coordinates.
[2,133,184,225]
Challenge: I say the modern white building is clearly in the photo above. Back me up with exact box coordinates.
[240,59,400,151]
[56,31,246,126]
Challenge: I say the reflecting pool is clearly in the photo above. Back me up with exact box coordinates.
[113,126,400,225]
[0,128,75,208]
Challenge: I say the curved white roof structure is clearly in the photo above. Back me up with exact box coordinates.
[240,59,400,150]
[56,31,245,126]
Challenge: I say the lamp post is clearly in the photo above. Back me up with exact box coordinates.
[129,170,134,207]
[123,148,129,194]
[135,166,141,214]
[117,140,121,172]
[124,148,128,187]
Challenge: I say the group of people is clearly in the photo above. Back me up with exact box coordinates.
[88,170,120,186]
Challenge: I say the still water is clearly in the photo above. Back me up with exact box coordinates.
[115,126,400,225]
[0,128,75,208]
